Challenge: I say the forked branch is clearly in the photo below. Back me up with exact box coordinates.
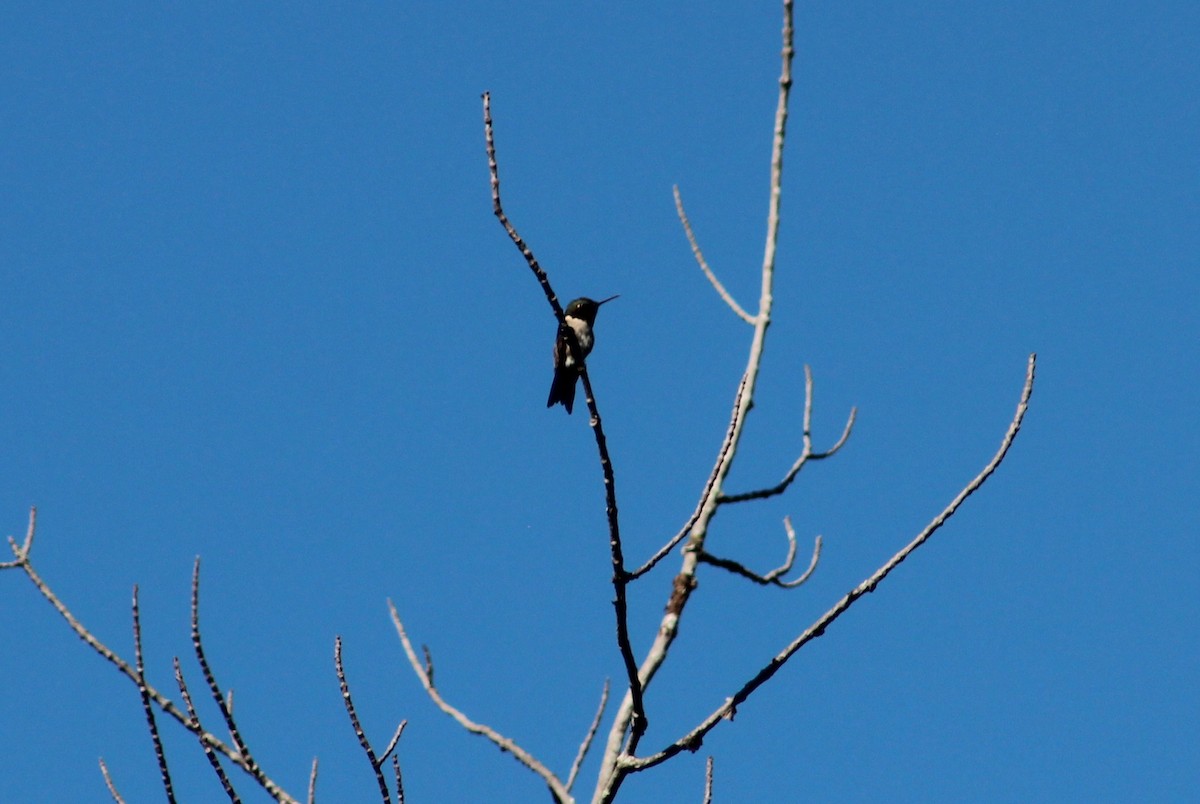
[698,517,821,588]
[721,365,856,504]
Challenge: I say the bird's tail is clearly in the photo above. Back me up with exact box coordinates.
[547,368,577,414]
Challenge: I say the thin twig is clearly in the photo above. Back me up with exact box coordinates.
[99,758,126,804]
[381,720,408,766]
[674,185,756,324]
[132,585,176,803]
[483,91,564,320]
[307,759,318,804]
[393,754,405,804]
[567,678,610,792]
[388,600,573,803]
[621,354,1037,772]
[721,366,857,503]
[176,658,241,803]
[336,636,392,804]
[703,756,714,804]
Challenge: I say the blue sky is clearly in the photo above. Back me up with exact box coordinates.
[2,2,1196,802]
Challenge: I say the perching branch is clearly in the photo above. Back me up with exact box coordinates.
[674,185,756,325]
[0,505,36,568]
[483,91,646,742]
[621,354,1037,772]
[388,599,573,803]
[483,91,565,322]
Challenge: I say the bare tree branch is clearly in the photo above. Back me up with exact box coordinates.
[673,185,756,324]
[2,532,298,801]
[132,585,176,803]
[336,636,394,804]
[721,365,856,503]
[388,600,573,803]
[621,354,1037,772]
[698,518,821,588]
[567,679,610,792]
[703,756,714,804]
[307,759,318,804]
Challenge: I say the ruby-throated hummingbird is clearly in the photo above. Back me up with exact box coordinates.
[546,295,619,414]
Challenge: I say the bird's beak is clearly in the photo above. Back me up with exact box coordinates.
[597,294,620,306]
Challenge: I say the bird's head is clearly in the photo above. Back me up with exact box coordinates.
[565,294,619,324]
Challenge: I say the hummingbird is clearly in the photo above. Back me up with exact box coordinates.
[546,295,619,414]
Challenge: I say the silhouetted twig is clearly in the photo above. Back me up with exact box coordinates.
[175,658,241,802]
[336,636,397,803]
[132,585,176,803]
[190,559,262,785]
